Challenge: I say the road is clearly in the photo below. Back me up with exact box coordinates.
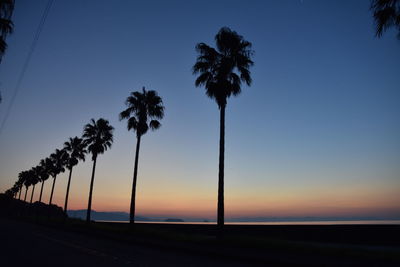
[0,219,248,267]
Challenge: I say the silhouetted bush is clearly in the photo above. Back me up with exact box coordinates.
[0,193,67,219]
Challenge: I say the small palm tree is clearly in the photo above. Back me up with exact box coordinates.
[38,158,52,202]
[63,137,86,212]
[10,183,19,198]
[4,188,14,197]
[193,27,254,229]
[83,118,114,223]
[371,0,400,38]
[29,166,41,203]
[16,172,25,200]
[119,87,165,224]
[48,149,67,205]
[22,170,31,201]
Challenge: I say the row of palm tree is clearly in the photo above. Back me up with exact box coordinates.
[5,118,114,223]
[6,27,252,230]
[7,139,80,207]
[5,88,165,225]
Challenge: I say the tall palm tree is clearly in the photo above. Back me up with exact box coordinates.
[38,158,52,202]
[83,118,114,223]
[48,149,67,205]
[63,137,86,212]
[371,0,400,38]
[119,88,165,224]
[0,0,15,62]
[193,27,254,229]
[29,166,40,203]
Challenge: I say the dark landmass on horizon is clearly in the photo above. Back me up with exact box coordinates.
[67,209,400,223]
[68,210,185,222]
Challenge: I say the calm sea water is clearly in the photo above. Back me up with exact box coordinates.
[97,220,400,225]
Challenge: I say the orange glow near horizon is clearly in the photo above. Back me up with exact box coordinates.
[45,176,400,219]
[8,161,400,220]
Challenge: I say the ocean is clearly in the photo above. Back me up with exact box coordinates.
[96,220,400,225]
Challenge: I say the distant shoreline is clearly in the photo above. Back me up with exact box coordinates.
[95,219,400,225]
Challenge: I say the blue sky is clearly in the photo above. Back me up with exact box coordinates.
[0,0,399,219]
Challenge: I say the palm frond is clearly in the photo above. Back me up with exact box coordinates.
[149,120,161,130]
[83,118,114,160]
[371,0,400,38]
[120,88,164,137]
[193,27,254,107]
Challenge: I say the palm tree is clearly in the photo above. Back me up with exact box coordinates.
[83,118,114,223]
[16,172,25,200]
[193,27,254,229]
[38,158,52,202]
[48,149,67,205]
[63,137,86,212]
[22,170,32,202]
[5,188,14,197]
[371,0,400,38]
[119,88,165,224]
[10,183,19,198]
[29,166,40,203]
[0,0,15,62]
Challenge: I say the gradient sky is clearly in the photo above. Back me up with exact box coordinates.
[0,0,399,220]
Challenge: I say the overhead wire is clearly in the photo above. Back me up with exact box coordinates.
[0,0,55,135]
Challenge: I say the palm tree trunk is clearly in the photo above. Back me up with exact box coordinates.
[39,180,45,202]
[30,184,36,204]
[217,105,225,230]
[130,135,141,224]
[24,187,28,201]
[64,168,73,212]
[86,156,97,223]
[18,186,22,200]
[49,175,57,205]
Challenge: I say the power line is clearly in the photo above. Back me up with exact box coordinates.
[0,0,55,135]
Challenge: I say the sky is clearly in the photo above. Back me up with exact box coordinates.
[0,0,399,221]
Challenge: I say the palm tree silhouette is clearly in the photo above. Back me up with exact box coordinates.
[119,87,165,224]
[16,172,25,200]
[10,183,18,198]
[29,166,41,203]
[193,27,254,229]
[371,0,400,38]
[22,170,31,202]
[83,118,114,223]
[63,137,86,212]
[38,158,52,202]
[0,0,15,62]
[48,149,67,205]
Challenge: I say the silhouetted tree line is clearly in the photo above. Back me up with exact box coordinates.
[5,118,114,223]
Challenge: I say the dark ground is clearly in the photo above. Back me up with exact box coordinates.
[0,218,246,266]
[1,217,400,266]
[1,195,399,266]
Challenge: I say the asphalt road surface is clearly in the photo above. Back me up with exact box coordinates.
[0,219,249,267]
